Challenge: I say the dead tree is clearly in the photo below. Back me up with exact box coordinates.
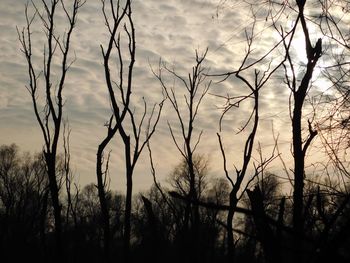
[17,0,84,258]
[216,75,261,262]
[213,20,284,260]
[247,186,280,263]
[153,49,211,263]
[63,121,79,229]
[96,0,130,259]
[280,1,322,260]
[99,1,164,261]
[316,0,350,188]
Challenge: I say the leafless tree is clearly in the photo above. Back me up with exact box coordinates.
[17,0,84,257]
[315,0,350,184]
[233,1,350,262]
[212,16,284,260]
[98,0,164,261]
[0,144,49,261]
[96,0,131,258]
[63,121,79,229]
[168,155,209,200]
[153,49,210,262]
[277,1,322,260]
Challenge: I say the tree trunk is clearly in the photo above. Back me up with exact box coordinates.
[292,97,304,240]
[96,144,111,262]
[39,190,49,257]
[292,59,319,263]
[247,187,280,263]
[227,192,237,263]
[45,153,62,261]
[187,152,200,263]
[123,138,133,263]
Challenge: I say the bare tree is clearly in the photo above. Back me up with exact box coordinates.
[96,0,131,258]
[168,155,209,200]
[17,0,84,257]
[99,1,164,261]
[0,144,49,261]
[63,121,79,229]
[213,17,284,260]
[276,1,322,260]
[315,0,350,184]
[153,49,210,262]
[232,1,350,262]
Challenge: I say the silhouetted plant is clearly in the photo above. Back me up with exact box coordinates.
[17,0,85,258]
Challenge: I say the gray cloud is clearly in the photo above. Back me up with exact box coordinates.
[0,0,320,193]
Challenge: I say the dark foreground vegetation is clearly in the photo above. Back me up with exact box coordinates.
[2,0,350,262]
[1,144,350,263]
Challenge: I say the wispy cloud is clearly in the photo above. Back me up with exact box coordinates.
[0,0,304,192]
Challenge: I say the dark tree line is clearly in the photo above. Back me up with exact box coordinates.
[8,0,350,263]
[1,144,350,263]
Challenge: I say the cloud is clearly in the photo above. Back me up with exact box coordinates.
[0,0,322,193]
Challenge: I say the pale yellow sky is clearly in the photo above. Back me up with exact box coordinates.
[0,0,339,193]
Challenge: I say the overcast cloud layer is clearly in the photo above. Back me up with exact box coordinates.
[0,0,328,193]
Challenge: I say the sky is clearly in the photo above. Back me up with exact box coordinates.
[0,0,333,193]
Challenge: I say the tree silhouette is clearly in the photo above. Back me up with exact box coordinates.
[17,0,84,258]
[0,144,49,261]
[9,0,350,262]
[153,49,211,263]
[213,21,283,262]
[98,1,164,261]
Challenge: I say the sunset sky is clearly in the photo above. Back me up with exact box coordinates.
[0,0,331,193]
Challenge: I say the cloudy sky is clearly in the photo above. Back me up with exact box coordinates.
[0,0,331,193]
